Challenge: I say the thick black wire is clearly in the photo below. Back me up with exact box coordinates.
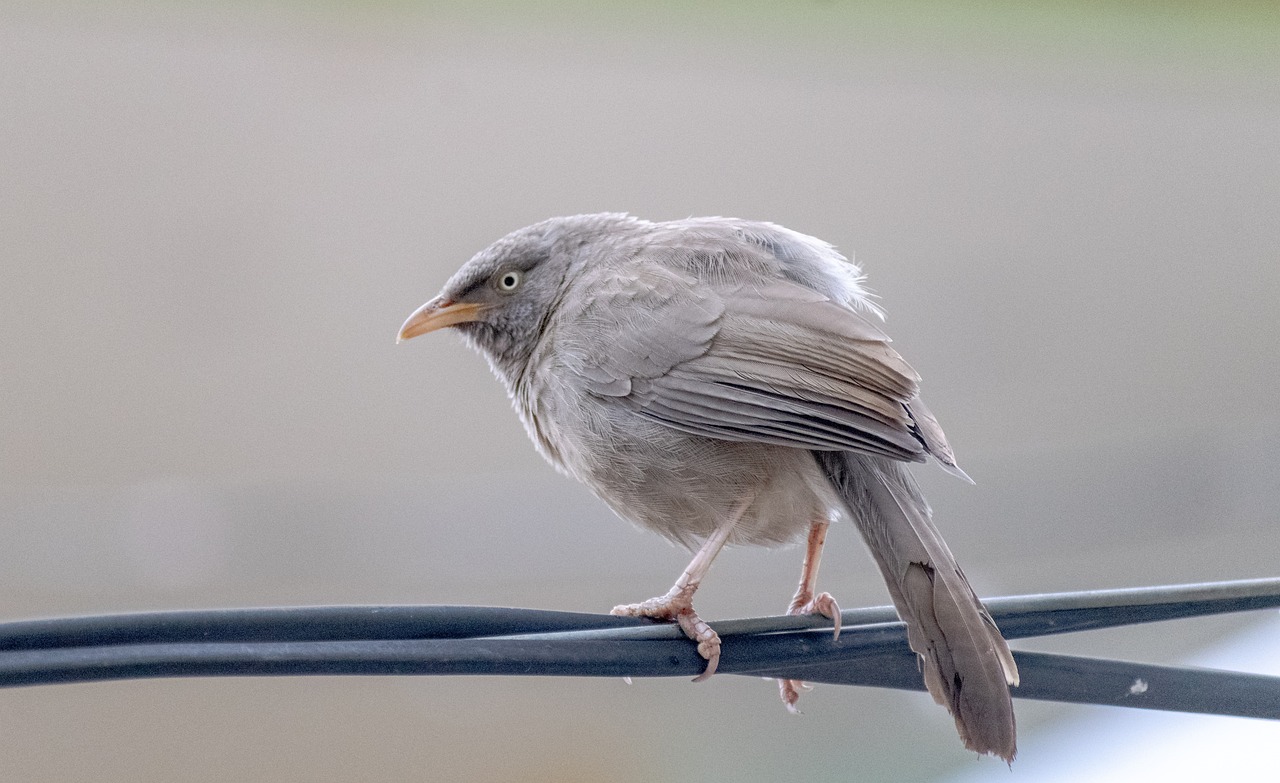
[3,579,1279,719]
[0,606,632,651]
[3,628,1278,719]
[5,580,1279,651]
[754,649,1280,719]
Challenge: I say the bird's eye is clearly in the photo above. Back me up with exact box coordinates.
[494,270,523,293]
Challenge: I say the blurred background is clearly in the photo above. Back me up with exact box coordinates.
[2,2,1279,780]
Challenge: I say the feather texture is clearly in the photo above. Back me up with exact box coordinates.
[818,451,1018,760]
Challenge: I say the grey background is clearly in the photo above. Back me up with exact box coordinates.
[2,3,1278,781]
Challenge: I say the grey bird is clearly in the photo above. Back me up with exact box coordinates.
[397,214,1019,760]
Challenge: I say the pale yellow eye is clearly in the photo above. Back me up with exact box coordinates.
[495,269,522,293]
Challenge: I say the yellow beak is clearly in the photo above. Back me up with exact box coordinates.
[397,298,486,342]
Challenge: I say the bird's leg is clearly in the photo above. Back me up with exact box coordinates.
[787,518,842,632]
[779,518,842,712]
[611,497,749,682]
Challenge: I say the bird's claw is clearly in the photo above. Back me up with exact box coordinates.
[612,591,721,681]
[792,591,842,640]
[779,678,814,713]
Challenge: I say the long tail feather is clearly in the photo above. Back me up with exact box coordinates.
[817,451,1018,761]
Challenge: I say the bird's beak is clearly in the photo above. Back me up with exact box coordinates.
[396,297,486,343]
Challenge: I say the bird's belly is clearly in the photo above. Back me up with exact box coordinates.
[542,404,837,549]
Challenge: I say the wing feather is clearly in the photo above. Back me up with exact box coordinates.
[563,260,939,463]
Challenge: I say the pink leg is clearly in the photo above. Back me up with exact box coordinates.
[779,519,842,712]
[611,498,749,681]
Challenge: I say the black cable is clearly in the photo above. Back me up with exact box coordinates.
[6,578,1278,651]
[4,629,1277,719]
[3,578,1278,720]
[766,650,1280,720]
[0,606,636,651]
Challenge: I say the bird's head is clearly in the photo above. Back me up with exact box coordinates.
[397,213,640,382]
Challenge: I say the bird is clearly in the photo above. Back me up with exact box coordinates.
[397,213,1019,760]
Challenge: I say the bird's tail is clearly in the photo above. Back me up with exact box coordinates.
[817,451,1019,761]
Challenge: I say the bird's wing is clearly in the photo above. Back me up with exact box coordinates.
[566,262,946,465]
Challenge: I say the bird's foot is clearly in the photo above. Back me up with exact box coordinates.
[612,587,721,682]
[789,590,842,640]
[779,590,842,712]
[778,677,814,713]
